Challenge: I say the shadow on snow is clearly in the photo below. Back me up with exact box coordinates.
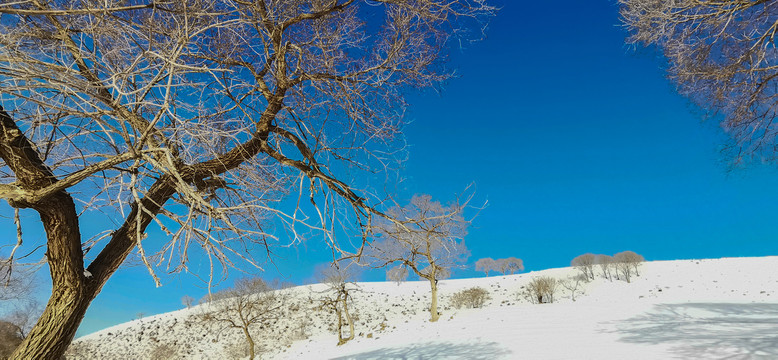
[607,303,778,359]
[329,341,511,360]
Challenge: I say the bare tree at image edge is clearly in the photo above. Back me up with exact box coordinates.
[620,0,778,165]
[0,1,496,358]
[366,194,472,322]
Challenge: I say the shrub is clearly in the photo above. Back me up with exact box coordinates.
[450,287,491,309]
[521,276,559,304]
[149,344,177,360]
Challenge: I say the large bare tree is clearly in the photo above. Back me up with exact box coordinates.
[365,194,470,322]
[0,1,495,358]
[620,0,778,164]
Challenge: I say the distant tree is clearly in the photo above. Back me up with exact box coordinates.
[624,251,645,276]
[620,0,778,165]
[3,301,40,341]
[496,257,524,275]
[475,258,497,277]
[0,320,22,359]
[521,276,559,304]
[315,263,360,345]
[420,265,451,281]
[595,254,614,281]
[0,260,34,302]
[561,273,587,302]
[386,266,409,285]
[199,278,284,360]
[181,295,195,309]
[614,251,645,280]
[613,251,644,283]
[571,253,596,280]
[366,194,471,322]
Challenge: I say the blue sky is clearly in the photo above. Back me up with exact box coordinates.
[7,0,778,336]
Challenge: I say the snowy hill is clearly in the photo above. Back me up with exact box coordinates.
[65,257,778,359]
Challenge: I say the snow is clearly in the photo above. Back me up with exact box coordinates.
[66,256,778,359]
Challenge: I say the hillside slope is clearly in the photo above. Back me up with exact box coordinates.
[66,257,778,359]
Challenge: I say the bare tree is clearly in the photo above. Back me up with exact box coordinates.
[475,258,497,277]
[616,250,644,277]
[199,277,284,360]
[366,194,471,322]
[561,273,587,302]
[613,251,637,283]
[620,0,778,165]
[595,254,614,281]
[4,302,40,341]
[314,262,359,346]
[495,257,524,275]
[181,295,195,309]
[0,301,40,359]
[0,260,34,302]
[385,266,409,285]
[0,320,23,360]
[571,253,596,280]
[0,1,495,357]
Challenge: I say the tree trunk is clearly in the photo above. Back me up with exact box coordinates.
[242,327,256,360]
[335,306,344,345]
[428,279,440,322]
[11,286,93,359]
[341,296,354,344]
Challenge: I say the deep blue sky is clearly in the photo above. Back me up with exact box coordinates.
[8,0,778,336]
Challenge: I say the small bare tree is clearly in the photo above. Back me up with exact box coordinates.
[386,266,409,285]
[614,251,644,281]
[475,258,497,277]
[0,320,23,360]
[561,273,587,302]
[366,194,471,322]
[199,278,284,360]
[613,252,635,283]
[595,254,614,281]
[495,257,524,275]
[181,295,195,309]
[622,251,645,276]
[620,0,778,165]
[0,260,34,302]
[315,263,359,346]
[571,253,596,280]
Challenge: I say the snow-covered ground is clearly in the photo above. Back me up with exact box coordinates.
[67,257,778,359]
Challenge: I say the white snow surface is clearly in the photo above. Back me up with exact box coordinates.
[67,257,778,359]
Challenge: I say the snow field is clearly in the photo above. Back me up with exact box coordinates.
[67,257,778,359]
